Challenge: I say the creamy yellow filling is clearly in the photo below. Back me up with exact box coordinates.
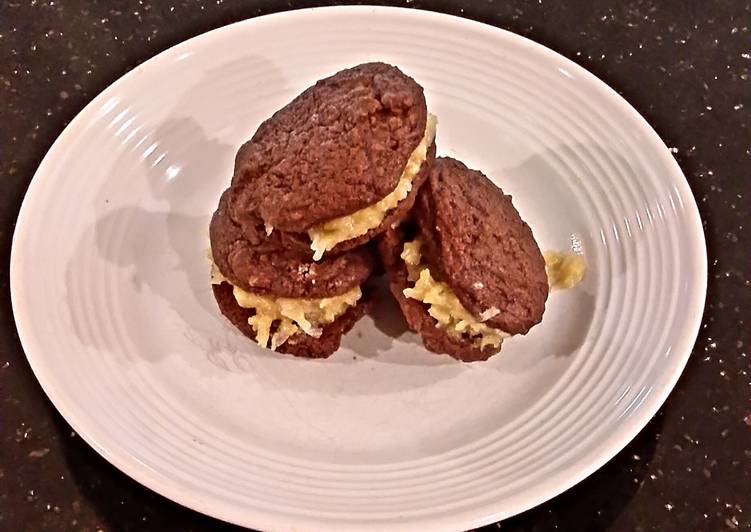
[232,285,362,351]
[401,239,508,350]
[209,250,361,350]
[308,114,438,260]
[544,250,586,289]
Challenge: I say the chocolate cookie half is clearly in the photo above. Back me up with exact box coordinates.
[210,191,374,358]
[379,157,549,362]
[229,62,437,260]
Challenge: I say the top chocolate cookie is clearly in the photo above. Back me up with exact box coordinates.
[229,62,428,234]
[414,157,549,335]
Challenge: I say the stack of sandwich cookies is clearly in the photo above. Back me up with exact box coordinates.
[210,63,549,360]
[210,190,375,358]
[228,61,436,259]
[378,157,549,362]
[209,63,436,357]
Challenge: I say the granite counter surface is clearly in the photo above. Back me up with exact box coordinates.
[1,1,748,530]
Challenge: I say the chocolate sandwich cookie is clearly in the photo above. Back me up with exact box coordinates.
[229,62,437,260]
[210,190,374,358]
[379,157,549,362]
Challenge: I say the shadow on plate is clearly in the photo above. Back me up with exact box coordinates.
[64,113,236,365]
[65,55,282,365]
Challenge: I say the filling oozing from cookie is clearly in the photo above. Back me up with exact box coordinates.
[544,250,586,289]
[308,114,438,260]
[210,256,361,350]
[400,238,509,350]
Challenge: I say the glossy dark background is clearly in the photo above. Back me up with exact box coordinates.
[1,1,749,530]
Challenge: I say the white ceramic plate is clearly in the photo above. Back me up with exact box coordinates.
[11,6,706,531]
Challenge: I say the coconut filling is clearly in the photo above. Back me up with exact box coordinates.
[543,250,586,289]
[307,114,438,261]
[210,256,362,351]
[400,239,509,350]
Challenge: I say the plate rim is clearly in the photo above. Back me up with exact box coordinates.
[10,5,708,531]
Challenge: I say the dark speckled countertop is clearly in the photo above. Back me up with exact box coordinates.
[1,1,749,531]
